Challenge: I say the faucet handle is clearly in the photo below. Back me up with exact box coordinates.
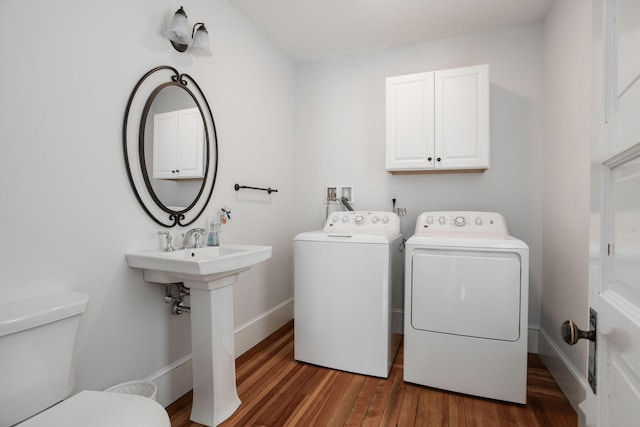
[193,232,203,248]
[194,228,206,248]
[157,231,175,252]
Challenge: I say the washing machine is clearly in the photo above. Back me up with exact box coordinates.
[404,211,529,403]
[294,211,403,378]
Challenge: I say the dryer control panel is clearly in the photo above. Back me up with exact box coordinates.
[414,211,509,235]
[324,211,400,234]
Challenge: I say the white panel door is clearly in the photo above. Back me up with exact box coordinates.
[411,250,521,341]
[385,72,435,170]
[175,108,205,179]
[434,64,490,170]
[583,0,640,425]
[153,111,179,179]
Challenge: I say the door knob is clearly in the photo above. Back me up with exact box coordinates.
[561,320,595,345]
[562,309,598,394]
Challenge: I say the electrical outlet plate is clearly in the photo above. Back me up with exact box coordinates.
[340,186,353,202]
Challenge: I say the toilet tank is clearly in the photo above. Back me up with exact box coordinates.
[0,291,89,426]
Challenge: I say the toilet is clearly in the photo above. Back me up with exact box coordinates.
[0,291,170,427]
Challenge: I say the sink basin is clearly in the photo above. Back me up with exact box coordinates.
[126,244,272,288]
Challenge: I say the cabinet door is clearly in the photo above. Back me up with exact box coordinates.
[152,108,205,180]
[153,111,179,179]
[434,64,489,170]
[175,108,205,179]
[385,72,435,171]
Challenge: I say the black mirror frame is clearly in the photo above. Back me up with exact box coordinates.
[123,66,218,227]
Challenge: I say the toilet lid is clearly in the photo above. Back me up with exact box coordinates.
[18,391,170,427]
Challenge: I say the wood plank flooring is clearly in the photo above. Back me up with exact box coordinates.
[167,321,577,426]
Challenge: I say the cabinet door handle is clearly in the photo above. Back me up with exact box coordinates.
[436,157,441,162]
[427,157,432,161]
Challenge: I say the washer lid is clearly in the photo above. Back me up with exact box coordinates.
[296,211,402,244]
[295,230,401,244]
[324,211,400,234]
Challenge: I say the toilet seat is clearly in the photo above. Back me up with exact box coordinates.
[18,390,170,427]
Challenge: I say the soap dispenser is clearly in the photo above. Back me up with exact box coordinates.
[207,216,220,247]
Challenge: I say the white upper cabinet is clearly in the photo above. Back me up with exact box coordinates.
[153,107,205,180]
[386,64,489,172]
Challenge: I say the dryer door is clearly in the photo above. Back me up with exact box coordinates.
[411,249,522,341]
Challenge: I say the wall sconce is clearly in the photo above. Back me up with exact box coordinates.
[166,6,211,56]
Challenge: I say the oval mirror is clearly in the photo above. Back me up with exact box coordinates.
[123,66,218,227]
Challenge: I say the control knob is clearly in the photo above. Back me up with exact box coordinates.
[371,216,379,224]
[355,215,365,225]
[438,217,446,225]
[454,216,466,227]
[342,216,349,223]
[383,216,390,224]
[475,217,483,226]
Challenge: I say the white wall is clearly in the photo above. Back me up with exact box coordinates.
[0,0,295,405]
[294,24,544,340]
[539,0,592,411]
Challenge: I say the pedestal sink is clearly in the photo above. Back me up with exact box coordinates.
[126,244,272,426]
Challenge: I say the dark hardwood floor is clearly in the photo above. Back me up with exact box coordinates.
[167,321,577,426]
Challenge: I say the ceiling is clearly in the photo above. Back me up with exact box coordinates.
[229,0,556,62]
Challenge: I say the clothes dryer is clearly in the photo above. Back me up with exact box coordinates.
[294,211,403,378]
[404,211,529,403]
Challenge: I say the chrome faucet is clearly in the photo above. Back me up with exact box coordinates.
[182,228,206,249]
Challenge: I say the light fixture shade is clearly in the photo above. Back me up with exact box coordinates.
[191,25,211,56]
[166,7,190,45]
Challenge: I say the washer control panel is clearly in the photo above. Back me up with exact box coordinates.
[324,211,400,234]
[414,211,508,235]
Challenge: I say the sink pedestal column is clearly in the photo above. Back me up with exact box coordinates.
[186,277,241,427]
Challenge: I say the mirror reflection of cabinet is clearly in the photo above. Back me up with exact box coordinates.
[153,107,205,179]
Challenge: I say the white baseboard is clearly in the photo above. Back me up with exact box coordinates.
[234,298,294,357]
[528,326,539,353]
[392,308,404,335]
[146,298,294,408]
[145,354,192,408]
[538,327,588,415]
